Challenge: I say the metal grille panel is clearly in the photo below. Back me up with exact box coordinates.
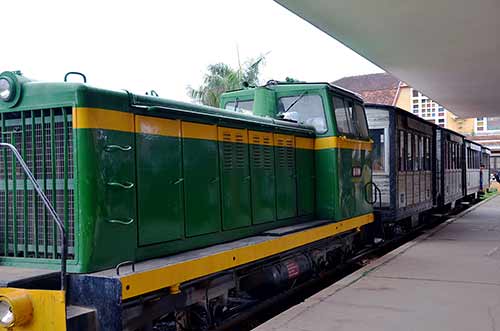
[0,108,74,259]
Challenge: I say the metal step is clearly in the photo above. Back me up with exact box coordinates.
[66,305,97,331]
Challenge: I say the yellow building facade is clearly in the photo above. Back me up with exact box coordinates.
[395,83,475,134]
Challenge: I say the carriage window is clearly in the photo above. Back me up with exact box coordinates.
[419,136,424,171]
[424,137,431,170]
[407,132,413,171]
[225,99,254,114]
[453,143,457,169]
[278,94,327,133]
[399,130,405,171]
[370,129,385,172]
[458,145,461,169]
[452,143,456,169]
[413,134,419,170]
[423,137,427,170]
[446,142,450,170]
[333,97,351,135]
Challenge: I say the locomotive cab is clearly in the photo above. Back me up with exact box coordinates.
[221,81,373,221]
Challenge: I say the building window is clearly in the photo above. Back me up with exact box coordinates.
[438,118,445,123]
[487,118,500,131]
[412,89,419,97]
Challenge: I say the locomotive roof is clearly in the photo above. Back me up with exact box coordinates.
[0,75,316,136]
[224,81,364,103]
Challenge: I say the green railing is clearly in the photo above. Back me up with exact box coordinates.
[0,108,74,264]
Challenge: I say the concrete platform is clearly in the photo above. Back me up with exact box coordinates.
[255,195,500,331]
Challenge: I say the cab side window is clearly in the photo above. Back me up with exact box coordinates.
[224,99,254,114]
[332,96,369,139]
[353,104,369,138]
[333,97,350,134]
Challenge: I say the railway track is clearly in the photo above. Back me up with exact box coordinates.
[215,202,477,331]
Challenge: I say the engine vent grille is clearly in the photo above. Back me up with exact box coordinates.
[0,107,74,260]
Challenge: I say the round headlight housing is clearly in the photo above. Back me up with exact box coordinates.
[0,298,14,327]
[0,77,14,102]
[0,292,33,327]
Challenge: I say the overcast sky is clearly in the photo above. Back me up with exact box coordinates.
[2,0,382,102]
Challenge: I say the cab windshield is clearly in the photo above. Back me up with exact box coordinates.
[277,94,327,133]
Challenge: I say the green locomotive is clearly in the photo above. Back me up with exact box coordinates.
[0,71,373,330]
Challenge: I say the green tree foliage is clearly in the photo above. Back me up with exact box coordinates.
[284,76,303,83]
[188,56,266,107]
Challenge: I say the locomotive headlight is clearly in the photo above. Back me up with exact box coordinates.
[0,77,14,102]
[0,299,14,327]
[0,292,33,327]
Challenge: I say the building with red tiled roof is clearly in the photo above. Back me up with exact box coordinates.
[333,73,399,105]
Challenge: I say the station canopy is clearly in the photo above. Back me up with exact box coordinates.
[275,0,500,118]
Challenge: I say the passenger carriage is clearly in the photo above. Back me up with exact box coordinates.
[480,146,491,193]
[365,104,435,231]
[435,127,465,209]
[464,139,482,199]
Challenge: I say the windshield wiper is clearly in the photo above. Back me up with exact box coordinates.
[233,97,239,111]
[284,91,307,113]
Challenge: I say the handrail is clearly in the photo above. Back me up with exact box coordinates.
[0,143,67,291]
[365,181,382,208]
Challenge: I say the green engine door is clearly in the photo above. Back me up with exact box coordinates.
[219,127,252,230]
[296,138,315,216]
[249,131,276,224]
[183,122,222,237]
[136,116,184,246]
[275,134,297,219]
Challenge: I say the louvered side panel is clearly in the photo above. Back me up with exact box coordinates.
[249,131,276,224]
[274,134,297,219]
[218,127,251,230]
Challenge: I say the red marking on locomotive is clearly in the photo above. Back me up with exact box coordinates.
[285,261,300,279]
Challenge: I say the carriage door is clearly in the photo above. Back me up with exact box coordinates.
[136,116,184,246]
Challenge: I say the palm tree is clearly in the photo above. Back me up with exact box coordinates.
[187,55,266,107]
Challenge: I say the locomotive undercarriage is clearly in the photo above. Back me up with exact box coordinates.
[120,231,359,331]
